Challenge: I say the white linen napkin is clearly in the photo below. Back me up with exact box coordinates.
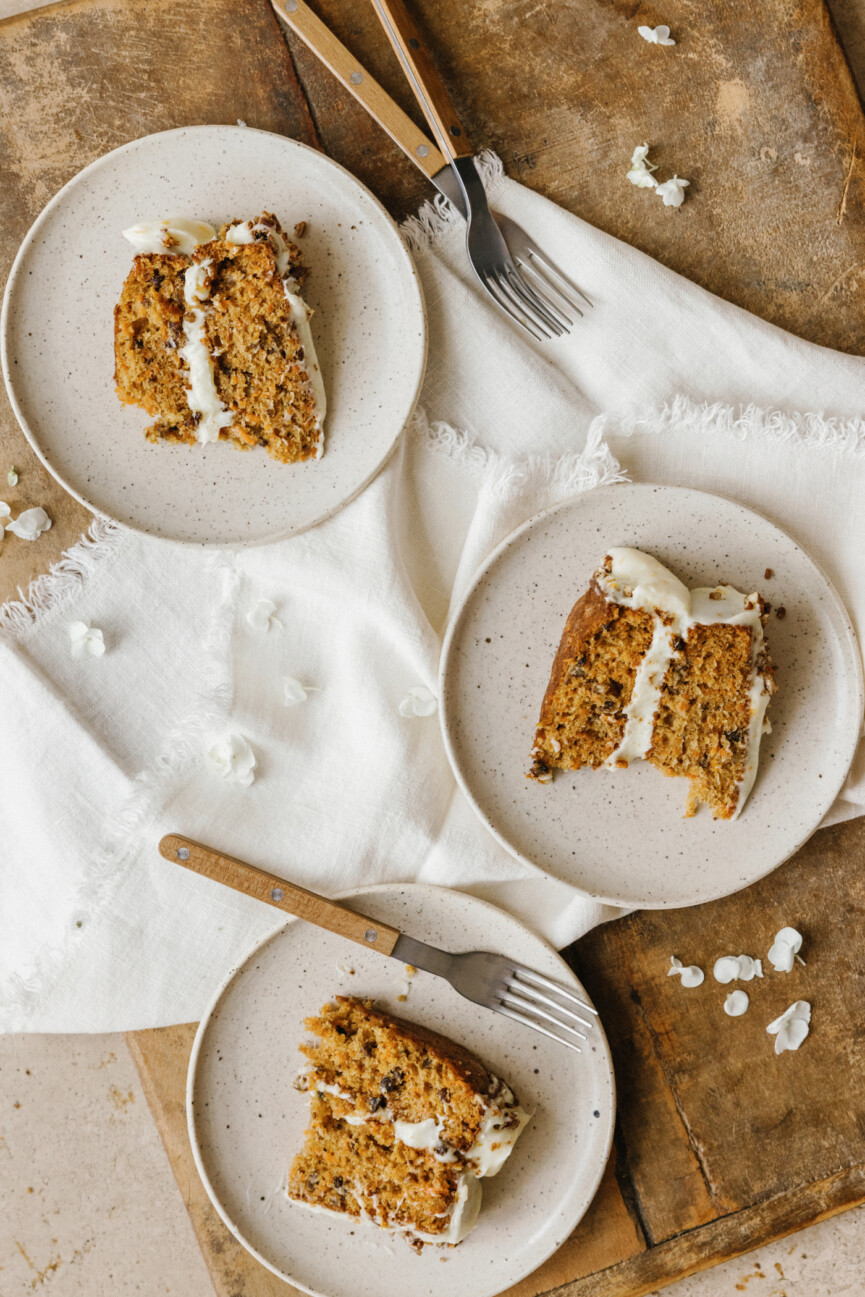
[2,154,864,1033]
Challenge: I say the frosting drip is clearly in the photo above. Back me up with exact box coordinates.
[597,547,773,817]
[225,220,326,456]
[178,260,235,445]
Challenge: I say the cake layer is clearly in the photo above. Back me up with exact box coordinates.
[114,212,325,462]
[529,548,777,819]
[287,997,530,1249]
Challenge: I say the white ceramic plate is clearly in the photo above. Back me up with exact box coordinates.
[440,483,864,909]
[187,883,614,1297]
[1,126,426,545]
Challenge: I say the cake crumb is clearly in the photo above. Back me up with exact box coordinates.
[294,221,307,237]
[776,606,786,619]
[764,568,774,579]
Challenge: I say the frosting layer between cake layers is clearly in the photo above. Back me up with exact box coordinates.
[597,547,773,815]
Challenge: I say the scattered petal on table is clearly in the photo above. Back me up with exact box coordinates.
[627,142,660,189]
[398,686,437,718]
[7,467,18,487]
[668,955,704,987]
[656,175,690,207]
[69,622,106,659]
[638,24,676,44]
[206,733,257,786]
[246,599,282,633]
[766,1001,811,1054]
[724,990,750,1017]
[713,954,761,983]
[0,501,11,518]
[768,926,804,972]
[6,506,52,540]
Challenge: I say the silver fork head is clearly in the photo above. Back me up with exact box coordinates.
[449,951,597,1053]
[492,211,593,315]
[450,156,575,343]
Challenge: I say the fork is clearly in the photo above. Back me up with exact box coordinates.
[270,0,589,339]
[160,834,598,1052]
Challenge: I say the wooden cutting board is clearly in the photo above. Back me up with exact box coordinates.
[3,0,865,1293]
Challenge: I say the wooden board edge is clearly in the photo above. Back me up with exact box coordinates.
[126,1023,303,1297]
[534,1162,865,1297]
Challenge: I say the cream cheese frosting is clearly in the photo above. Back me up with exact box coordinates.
[596,547,773,817]
[179,260,235,445]
[122,218,217,255]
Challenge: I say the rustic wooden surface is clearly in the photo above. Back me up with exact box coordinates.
[3,0,865,1293]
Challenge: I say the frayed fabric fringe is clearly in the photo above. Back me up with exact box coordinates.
[590,395,865,456]
[0,549,239,1031]
[401,151,506,253]
[411,405,628,500]
[0,517,128,642]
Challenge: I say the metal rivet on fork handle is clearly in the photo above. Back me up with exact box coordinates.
[364,929,378,943]
[176,847,189,860]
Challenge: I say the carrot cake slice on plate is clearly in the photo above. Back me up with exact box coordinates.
[114,213,325,463]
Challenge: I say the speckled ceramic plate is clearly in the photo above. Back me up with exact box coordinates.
[440,483,864,909]
[187,883,614,1297]
[0,126,426,545]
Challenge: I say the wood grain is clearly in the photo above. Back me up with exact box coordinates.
[272,0,446,179]
[159,835,403,955]
[369,0,473,158]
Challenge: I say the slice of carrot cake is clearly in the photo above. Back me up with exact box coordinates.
[287,997,531,1249]
[114,213,325,463]
[528,548,777,819]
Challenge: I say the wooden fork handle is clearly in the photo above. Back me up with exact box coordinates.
[370,0,472,160]
[270,0,446,181]
[158,834,401,956]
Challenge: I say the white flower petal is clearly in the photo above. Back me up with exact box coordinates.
[768,927,803,972]
[628,167,659,189]
[0,501,11,518]
[655,175,690,207]
[6,506,52,540]
[283,676,314,707]
[399,686,437,718]
[724,990,749,1017]
[69,622,105,658]
[247,599,281,633]
[206,733,257,786]
[767,1000,811,1053]
[713,956,740,984]
[638,23,675,44]
[668,956,703,986]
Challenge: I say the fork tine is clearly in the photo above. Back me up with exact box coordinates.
[513,966,598,1016]
[525,248,593,309]
[499,268,567,336]
[505,267,573,332]
[489,270,553,335]
[510,974,595,1030]
[494,1001,582,1052]
[518,257,584,318]
[481,271,551,340]
[501,988,587,1040]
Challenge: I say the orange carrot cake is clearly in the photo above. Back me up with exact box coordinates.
[529,548,777,819]
[287,997,531,1249]
[114,214,324,463]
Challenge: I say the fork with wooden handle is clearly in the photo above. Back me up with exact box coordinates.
[270,0,590,320]
[160,833,597,1052]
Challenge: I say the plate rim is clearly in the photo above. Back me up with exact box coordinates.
[185,878,616,1297]
[438,480,865,910]
[0,124,428,548]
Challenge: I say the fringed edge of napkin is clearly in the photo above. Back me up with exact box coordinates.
[401,151,506,252]
[0,517,129,642]
[0,548,239,1031]
[589,393,865,456]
